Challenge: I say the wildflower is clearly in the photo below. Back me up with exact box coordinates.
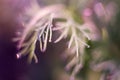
[15,3,90,79]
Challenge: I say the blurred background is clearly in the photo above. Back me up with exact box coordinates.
[0,0,120,80]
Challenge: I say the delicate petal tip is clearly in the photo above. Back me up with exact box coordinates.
[54,40,59,43]
[34,55,38,63]
[16,54,21,59]
[41,48,46,52]
[87,45,90,48]
[49,39,52,42]
[12,37,20,42]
